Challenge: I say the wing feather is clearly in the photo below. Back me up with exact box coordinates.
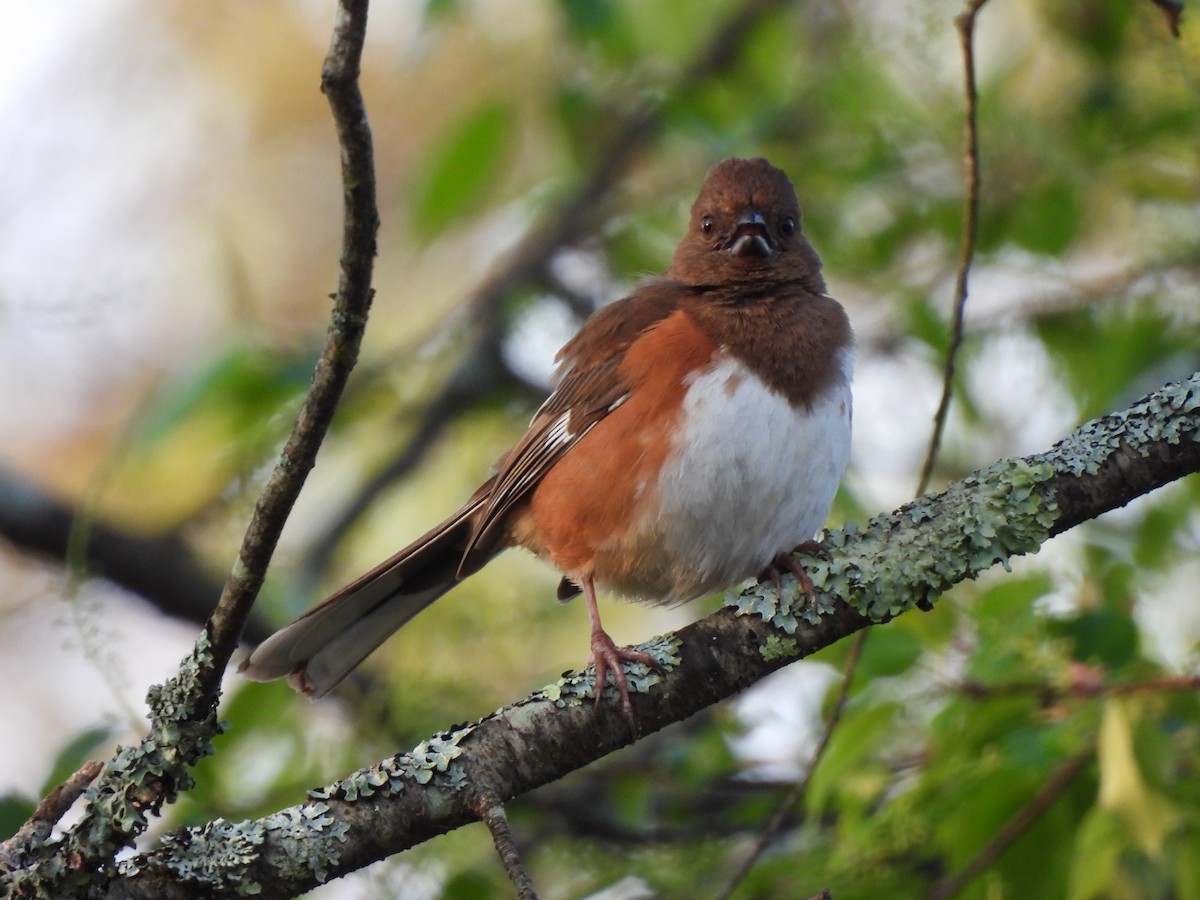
[457,285,683,571]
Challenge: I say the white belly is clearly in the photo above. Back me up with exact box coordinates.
[600,349,853,603]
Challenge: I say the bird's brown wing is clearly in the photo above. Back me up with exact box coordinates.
[457,284,683,574]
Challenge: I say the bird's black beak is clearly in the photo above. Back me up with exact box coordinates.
[725,208,777,258]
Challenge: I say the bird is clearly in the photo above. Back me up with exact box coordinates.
[240,157,854,729]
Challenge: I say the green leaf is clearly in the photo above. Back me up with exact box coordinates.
[1068,808,1124,900]
[40,726,113,797]
[905,294,950,357]
[934,766,1037,869]
[0,796,36,843]
[411,102,516,238]
[806,702,900,817]
[1009,177,1083,255]
[1036,307,1189,419]
[442,869,501,899]
[1048,609,1139,670]
[423,0,460,20]
[555,0,618,41]
[134,345,312,449]
[1174,828,1200,900]
[1097,699,1180,857]
[856,626,924,680]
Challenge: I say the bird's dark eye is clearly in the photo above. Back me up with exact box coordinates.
[780,216,796,236]
[701,215,714,235]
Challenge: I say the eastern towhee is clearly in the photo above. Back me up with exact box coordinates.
[241,157,854,728]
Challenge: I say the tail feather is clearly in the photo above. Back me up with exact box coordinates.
[239,495,489,697]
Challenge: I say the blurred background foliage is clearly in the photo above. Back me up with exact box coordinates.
[1,0,1199,897]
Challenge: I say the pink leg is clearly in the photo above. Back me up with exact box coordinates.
[582,575,658,734]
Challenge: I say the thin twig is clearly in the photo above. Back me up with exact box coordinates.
[716,630,867,900]
[204,0,378,674]
[925,753,1091,900]
[0,761,103,871]
[479,801,538,900]
[915,0,991,497]
[1148,0,1184,37]
[956,673,1200,704]
[0,4,380,894]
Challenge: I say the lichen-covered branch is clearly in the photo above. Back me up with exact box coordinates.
[102,374,1199,899]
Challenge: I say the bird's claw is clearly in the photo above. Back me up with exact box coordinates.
[758,542,828,607]
[589,631,659,738]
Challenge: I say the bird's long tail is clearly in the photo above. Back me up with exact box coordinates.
[239,495,488,698]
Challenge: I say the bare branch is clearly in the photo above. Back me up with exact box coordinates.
[716,629,866,899]
[0,467,270,642]
[956,672,1200,705]
[206,0,379,674]
[916,0,992,496]
[926,753,1091,899]
[479,801,538,900]
[0,3,379,896]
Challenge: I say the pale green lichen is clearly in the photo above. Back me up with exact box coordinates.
[759,634,799,661]
[310,726,473,801]
[306,637,680,806]
[1042,375,1199,476]
[119,818,266,895]
[836,457,1059,619]
[3,634,227,899]
[540,635,682,708]
[114,804,349,893]
[262,804,349,884]
[727,573,838,630]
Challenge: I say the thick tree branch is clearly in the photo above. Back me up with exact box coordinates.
[102,374,1199,899]
[0,467,269,642]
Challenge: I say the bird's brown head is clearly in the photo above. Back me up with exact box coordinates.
[667,157,824,291]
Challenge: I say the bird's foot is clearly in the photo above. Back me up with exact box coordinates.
[759,541,829,607]
[589,629,660,737]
